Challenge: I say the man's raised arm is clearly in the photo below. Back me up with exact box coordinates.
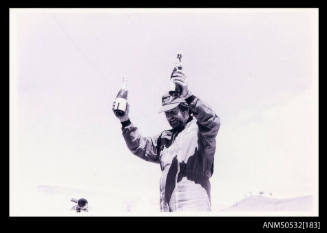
[113,102,160,163]
[171,70,221,164]
[186,95,220,138]
[121,118,160,163]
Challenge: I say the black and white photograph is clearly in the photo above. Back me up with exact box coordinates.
[9,8,318,217]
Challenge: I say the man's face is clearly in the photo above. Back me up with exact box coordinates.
[165,105,188,129]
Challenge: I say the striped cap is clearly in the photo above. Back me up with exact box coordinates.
[159,92,187,113]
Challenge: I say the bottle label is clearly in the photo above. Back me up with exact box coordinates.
[114,97,127,111]
[169,80,176,93]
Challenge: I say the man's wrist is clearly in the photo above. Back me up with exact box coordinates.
[185,95,196,105]
[121,119,131,128]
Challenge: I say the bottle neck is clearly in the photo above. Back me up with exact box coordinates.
[121,77,127,90]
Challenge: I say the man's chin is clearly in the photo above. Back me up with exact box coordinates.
[170,122,179,129]
[170,124,177,129]
[170,123,185,131]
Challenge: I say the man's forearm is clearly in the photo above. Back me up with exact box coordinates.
[186,95,220,136]
[186,95,220,164]
[121,120,160,163]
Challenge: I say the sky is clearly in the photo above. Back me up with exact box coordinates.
[10,8,318,215]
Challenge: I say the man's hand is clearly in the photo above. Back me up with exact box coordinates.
[171,69,192,99]
[112,101,130,122]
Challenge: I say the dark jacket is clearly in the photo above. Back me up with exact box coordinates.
[121,95,220,211]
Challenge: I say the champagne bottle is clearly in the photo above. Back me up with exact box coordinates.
[113,77,128,117]
[169,53,183,96]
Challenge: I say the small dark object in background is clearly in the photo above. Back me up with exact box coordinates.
[71,198,88,212]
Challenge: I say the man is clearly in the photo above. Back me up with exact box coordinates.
[113,69,220,212]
